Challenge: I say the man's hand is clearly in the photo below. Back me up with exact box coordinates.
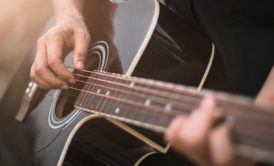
[30,18,90,90]
[30,0,89,90]
[166,96,241,166]
[166,66,274,166]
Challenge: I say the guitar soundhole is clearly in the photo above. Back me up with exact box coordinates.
[55,70,89,118]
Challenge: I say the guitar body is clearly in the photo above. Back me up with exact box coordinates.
[20,0,220,165]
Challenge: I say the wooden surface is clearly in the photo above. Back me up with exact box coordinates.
[0,0,52,100]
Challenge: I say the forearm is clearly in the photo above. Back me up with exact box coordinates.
[52,0,86,23]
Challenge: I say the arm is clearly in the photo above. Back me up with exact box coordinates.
[166,66,274,166]
[53,0,85,23]
[30,0,90,89]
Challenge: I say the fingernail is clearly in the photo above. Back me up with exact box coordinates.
[201,95,214,108]
[77,60,84,70]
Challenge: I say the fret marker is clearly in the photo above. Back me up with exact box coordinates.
[97,89,101,94]
[165,103,172,112]
[129,82,135,87]
[25,88,30,94]
[115,108,120,114]
[106,91,110,96]
[145,99,151,106]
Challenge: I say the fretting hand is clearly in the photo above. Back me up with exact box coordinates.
[166,67,274,166]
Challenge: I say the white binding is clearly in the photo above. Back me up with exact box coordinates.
[197,43,215,92]
[125,0,159,76]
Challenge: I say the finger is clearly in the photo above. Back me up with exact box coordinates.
[165,96,218,166]
[46,33,74,82]
[73,31,90,70]
[166,116,187,145]
[181,96,217,151]
[209,125,235,166]
[32,39,68,89]
[30,67,49,89]
[33,63,68,90]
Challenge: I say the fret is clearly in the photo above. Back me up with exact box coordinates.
[103,74,121,116]
[73,74,84,107]
[75,71,197,128]
[84,77,98,110]
[93,76,109,113]
[75,86,177,128]
[76,78,91,108]
[92,71,197,104]
[80,71,199,112]
[86,74,102,111]
[94,71,204,101]
[99,83,116,116]
[114,78,132,119]
[73,70,274,162]
[159,113,173,127]
[128,106,142,122]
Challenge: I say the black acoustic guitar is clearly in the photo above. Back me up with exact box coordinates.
[16,0,274,165]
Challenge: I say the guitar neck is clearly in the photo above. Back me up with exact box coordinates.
[74,70,274,163]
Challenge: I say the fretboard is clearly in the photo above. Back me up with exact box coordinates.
[74,70,274,163]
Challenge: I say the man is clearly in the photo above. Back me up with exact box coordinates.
[30,0,274,165]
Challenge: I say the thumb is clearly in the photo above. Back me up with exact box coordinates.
[73,32,90,70]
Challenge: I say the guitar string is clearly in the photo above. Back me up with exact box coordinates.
[30,89,274,142]
[76,73,202,100]
[31,71,272,117]
[31,66,203,113]
[71,81,273,136]
[67,66,204,99]
[75,71,274,118]
[27,68,273,150]
[30,71,274,126]
[31,85,274,145]
[30,70,203,126]
[29,67,274,126]
[73,73,198,107]
[32,71,201,114]
[31,73,274,141]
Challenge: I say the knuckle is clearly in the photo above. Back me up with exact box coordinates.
[79,31,90,41]
[48,59,61,66]
[75,50,85,57]
[35,66,46,75]
[48,31,62,41]
[37,37,45,45]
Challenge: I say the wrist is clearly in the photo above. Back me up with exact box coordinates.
[55,13,84,25]
[52,0,85,23]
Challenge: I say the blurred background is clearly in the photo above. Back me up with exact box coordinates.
[0,0,52,100]
[0,1,52,165]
